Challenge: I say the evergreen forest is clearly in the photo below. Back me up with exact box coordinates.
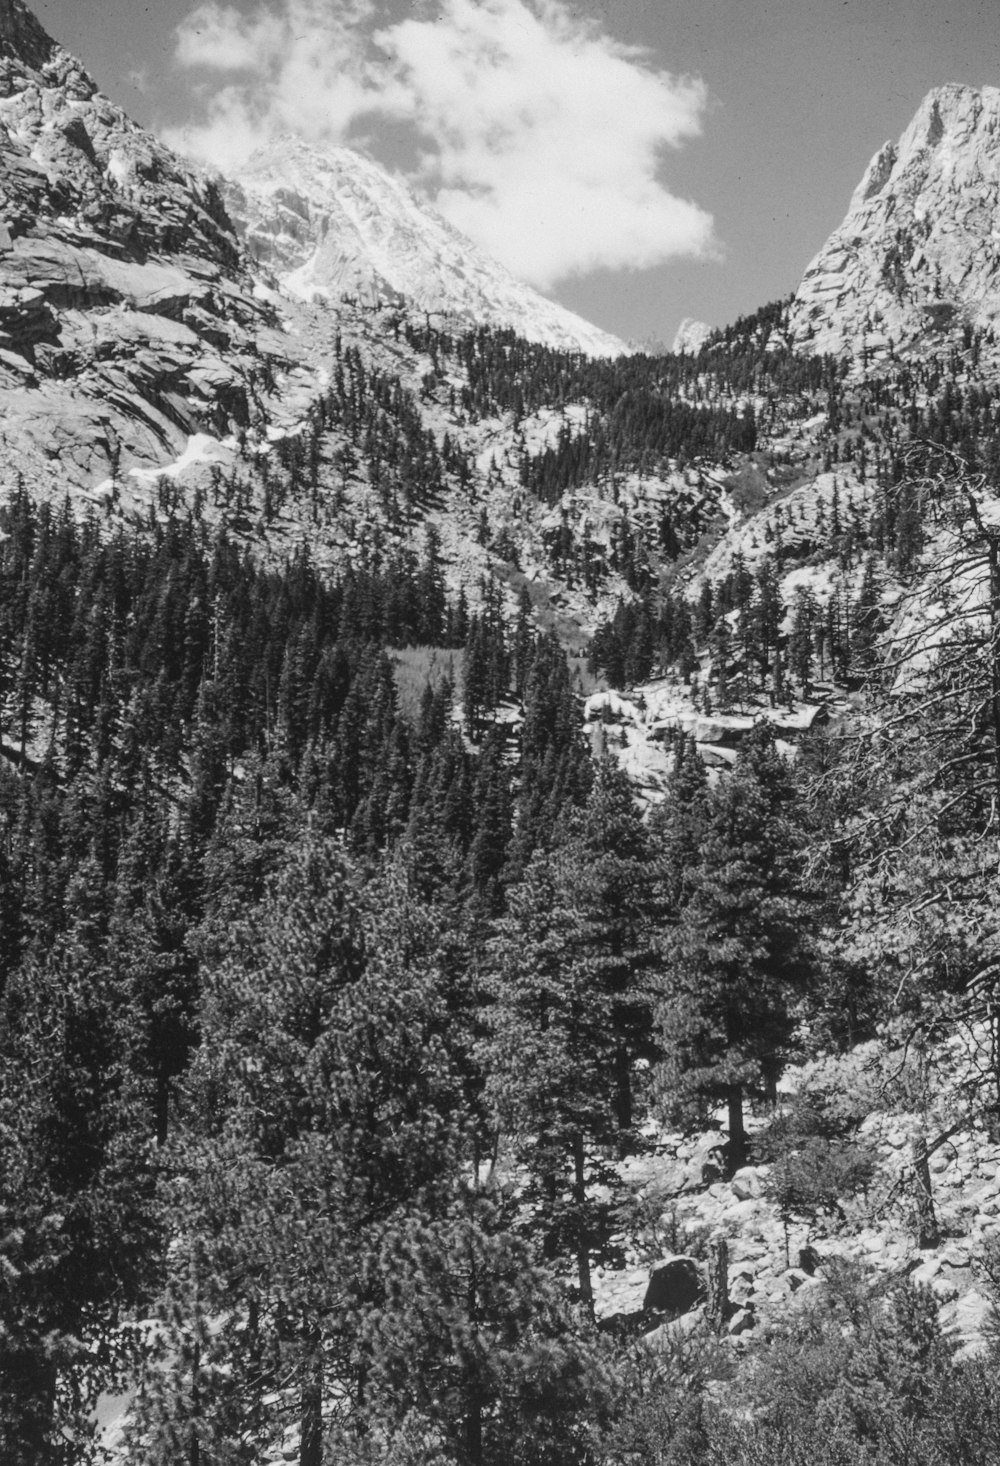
[5,316,1000,1466]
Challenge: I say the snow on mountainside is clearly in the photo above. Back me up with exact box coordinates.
[222,137,629,359]
[0,0,737,646]
[789,84,1000,360]
[0,0,627,509]
[672,317,712,355]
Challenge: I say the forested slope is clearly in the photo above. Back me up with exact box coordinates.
[6,302,1000,1464]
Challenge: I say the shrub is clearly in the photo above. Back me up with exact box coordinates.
[756,1097,879,1262]
[612,1179,713,1264]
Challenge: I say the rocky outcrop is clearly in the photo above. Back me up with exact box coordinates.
[0,1,307,489]
[0,0,55,72]
[224,137,628,359]
[789,85,1000,360]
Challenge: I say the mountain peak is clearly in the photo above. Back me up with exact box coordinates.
[223,136,629,358]
[789,83,1000,360]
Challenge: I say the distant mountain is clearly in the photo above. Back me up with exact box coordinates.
[223,137,628,359]
[0,0,772,644]
[789,84,1000,360]
[671,318,712,355]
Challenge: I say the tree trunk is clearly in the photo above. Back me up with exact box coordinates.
[541,1159,559,1259]
[613,1031,632,1140]
[572,1131,593,1319]
[727,1084,748,1175]
[705,1235,729,1334]
[464,1240,483,1465]
[912,1132,939,1249]
[987,536,1000,810]
[190,1339,200,1466]
[300,1327,323,1466]
[247,1294,263,1445]
[465,1401,484,1466]
[14,1356,58,1466]
[155,1062,170,1146]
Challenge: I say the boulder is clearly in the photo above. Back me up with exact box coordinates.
[943,1289,994,1343]
[679,1136,725,1190]
[909,1256,941,1287]
[643,1255,704,1317]
[642,1308,705,1349]
[727,1304,756,1336]
[783,1267,810,1294]
[728,1264,756,1304]
[798,1244,822,1275]
[731,1165,765,1201]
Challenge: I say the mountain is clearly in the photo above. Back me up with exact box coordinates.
[789,84,1000,360]
[8,7,1000,1459]
[222,136,628,358]
[0,0,780,639]
[0,0,324,497]
[671,317,712,355]
[0,0,627,514]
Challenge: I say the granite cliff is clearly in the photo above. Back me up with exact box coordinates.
[789,84,1000,361]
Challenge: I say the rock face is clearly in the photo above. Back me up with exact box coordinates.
[224,137,628,359]
[789,85,1000,359]
[0,2,314,489]
[0,0,54,70]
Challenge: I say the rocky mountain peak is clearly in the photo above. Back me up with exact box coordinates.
[223,135,628,358]
[0,0,321,494]
[0,0,57,74]
[789,83,1000,360]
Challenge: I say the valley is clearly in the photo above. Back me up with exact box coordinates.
[2,2,1000,1463]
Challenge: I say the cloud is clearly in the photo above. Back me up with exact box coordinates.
[166,0,717,290]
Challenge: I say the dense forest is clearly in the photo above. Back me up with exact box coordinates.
[5,317,1000,1466]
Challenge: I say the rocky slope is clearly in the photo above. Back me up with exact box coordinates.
[594,1022,1000,1357]
[0,0,325,489]
[0,0,629,512]
[789,84,1000,361]
[222,137,628,358]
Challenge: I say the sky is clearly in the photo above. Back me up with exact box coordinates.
[30,0,1000,346]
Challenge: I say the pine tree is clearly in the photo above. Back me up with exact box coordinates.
[655,724,816,1171]
[483,764,659,1311]
[0,935,158,1463]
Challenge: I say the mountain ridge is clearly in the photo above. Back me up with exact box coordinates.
[222,135,629,359]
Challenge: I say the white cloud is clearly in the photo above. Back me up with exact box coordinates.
[174,2,288,71]
[166,0,717,289]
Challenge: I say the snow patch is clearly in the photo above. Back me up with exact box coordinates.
[128,433,232,483]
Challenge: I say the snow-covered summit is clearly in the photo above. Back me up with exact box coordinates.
[223,136,629,359]
[789,84,1000,359]
[672,318,711,355]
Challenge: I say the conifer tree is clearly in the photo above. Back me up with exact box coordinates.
[483,763,659,1309]
[655,724,815,1171]
[0,936,157,1463]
